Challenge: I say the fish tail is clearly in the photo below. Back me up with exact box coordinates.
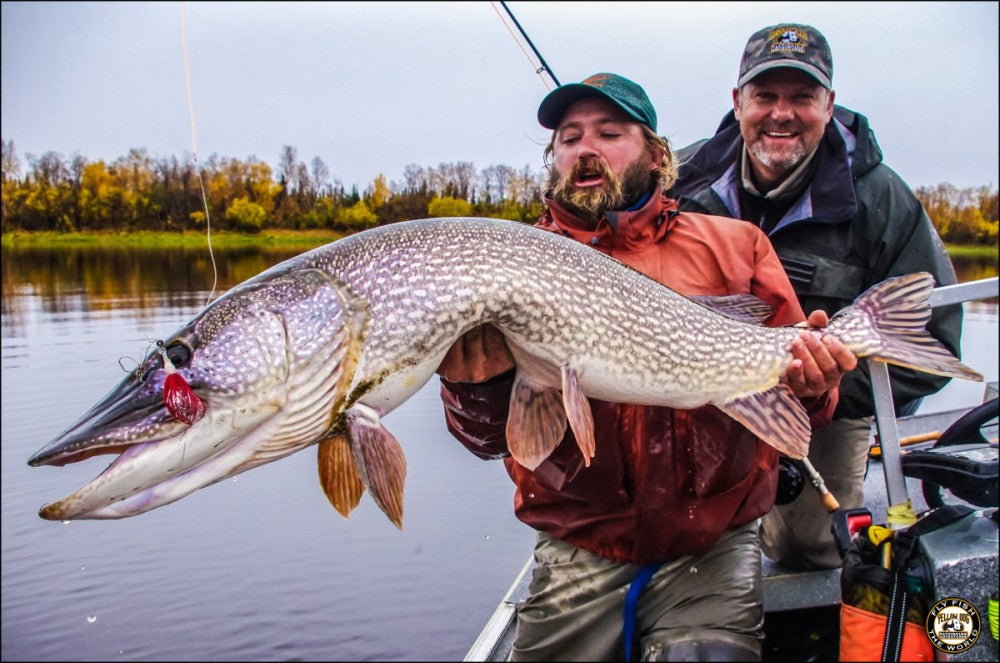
[827,272,982,381]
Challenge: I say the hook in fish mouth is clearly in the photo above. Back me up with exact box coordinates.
[26,346,213,520]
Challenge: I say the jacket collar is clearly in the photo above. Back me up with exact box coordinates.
[673,105,882,230]
[539,186,679,251]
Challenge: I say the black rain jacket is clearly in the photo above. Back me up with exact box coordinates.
[671,105,963,419]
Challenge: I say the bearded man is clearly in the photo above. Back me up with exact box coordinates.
[435,73,855,661]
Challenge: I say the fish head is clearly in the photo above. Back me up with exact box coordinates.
[28,268,367,520]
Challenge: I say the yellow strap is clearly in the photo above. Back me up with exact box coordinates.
[886,499,918,527]
[867,524,895,546]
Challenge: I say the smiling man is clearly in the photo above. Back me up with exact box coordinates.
[671,24,963,570]
[436,73,855,661]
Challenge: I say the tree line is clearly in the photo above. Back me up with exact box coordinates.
[2,139,997,245]
[0,141,547,234]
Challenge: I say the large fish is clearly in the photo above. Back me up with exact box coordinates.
[28,217,981,525]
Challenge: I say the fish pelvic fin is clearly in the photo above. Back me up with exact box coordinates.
[317,433,365,520]
[561,366,595,467]
[506,372,567,471]
[345,404,407,529]
[315,277,370,520]
[719,385,810,459]
[828,272,983,381]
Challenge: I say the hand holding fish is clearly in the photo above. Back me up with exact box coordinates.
[782,310,858,399]
[437,323,514,384]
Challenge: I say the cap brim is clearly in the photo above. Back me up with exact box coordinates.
[537,83,646,129]
[738,61,831,89]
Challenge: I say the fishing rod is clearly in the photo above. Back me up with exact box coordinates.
[498,1,560,88]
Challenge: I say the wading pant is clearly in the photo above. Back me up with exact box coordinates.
[510,522,763,661]
[761,416,873,570]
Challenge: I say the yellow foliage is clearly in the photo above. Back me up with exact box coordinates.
[428,196,472,217]
[371,174,391,209]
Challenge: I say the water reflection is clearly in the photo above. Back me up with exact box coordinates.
[3,244,996,318]
[1,246,302,337]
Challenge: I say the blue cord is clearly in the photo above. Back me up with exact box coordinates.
[623,563,662,661]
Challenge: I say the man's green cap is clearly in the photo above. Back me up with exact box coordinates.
[537,73,657,132]
[738,24,833,89]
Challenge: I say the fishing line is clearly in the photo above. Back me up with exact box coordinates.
[181,1,218,307]
[119,339,160,382]
[491,1,558,90]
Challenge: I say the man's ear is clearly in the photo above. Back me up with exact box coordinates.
[731,86,742,118]
[649,144,664,171]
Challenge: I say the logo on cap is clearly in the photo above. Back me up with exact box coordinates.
[769,28,808,54]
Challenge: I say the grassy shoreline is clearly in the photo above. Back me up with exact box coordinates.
[1,229,997,259]
[0,229,347,251]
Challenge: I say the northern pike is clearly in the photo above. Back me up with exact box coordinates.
[28,217,982,525]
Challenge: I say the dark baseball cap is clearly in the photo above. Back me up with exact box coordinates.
[537,73,657,132]
[738,24,833,89]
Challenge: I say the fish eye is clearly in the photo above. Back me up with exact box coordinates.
[165,343,192,368]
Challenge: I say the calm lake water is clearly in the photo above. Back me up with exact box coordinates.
[1,243,997,661]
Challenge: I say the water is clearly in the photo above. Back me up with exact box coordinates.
[1,246,535,661]
[1,245,997,661]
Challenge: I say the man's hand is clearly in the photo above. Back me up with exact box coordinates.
[782,310,857,398]
[437,324,515,383]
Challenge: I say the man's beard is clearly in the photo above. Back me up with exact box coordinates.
[548,155,655,221]
[747,122,809,177]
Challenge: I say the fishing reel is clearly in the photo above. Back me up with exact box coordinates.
[775,456,806,505]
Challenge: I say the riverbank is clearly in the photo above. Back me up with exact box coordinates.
[3,229,998,260]
[0,229,347,251]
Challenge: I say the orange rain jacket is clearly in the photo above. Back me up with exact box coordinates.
[440,189,838,563]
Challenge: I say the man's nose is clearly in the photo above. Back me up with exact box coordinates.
[770,97,795,121]
[575,134,600,158]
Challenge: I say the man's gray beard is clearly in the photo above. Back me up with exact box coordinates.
[748,139,809,178]
[548,159,655,221]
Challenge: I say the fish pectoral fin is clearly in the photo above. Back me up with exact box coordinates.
[561,365,595,467]
[317,433,365,520]
[506,372,567,471]
[718,385,810,459]
[344,404,407,529]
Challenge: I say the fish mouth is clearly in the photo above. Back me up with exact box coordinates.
[28,375,175,469]
[31,395,284,520]
[27,368,284,521]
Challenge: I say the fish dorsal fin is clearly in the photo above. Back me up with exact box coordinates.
[506,372,567,471]
[718,385,810,459]
[317,433,366,519]
[690,294,773,325]
[344,404,407,529]
[561,366,595,467]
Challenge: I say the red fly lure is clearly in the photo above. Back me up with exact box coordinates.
[158,344,206,425]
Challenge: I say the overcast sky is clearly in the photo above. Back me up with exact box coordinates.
[2,1,997,192]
